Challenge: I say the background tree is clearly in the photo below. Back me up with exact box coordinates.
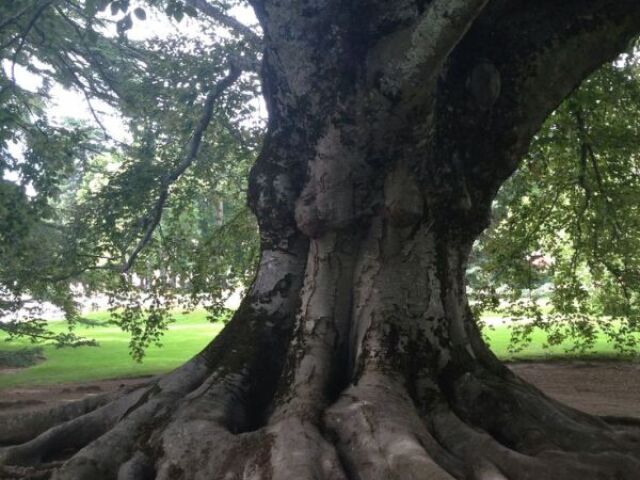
[2,1,640,479]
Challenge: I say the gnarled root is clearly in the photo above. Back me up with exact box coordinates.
[0,358,209,478]
[3,347,640,479]
[2,276,640,479]
[445,365,640,456]
[325,366,640,480]
[0,385,141,446]
[326,371,459,480]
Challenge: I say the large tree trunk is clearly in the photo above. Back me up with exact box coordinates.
[3,1,640,479]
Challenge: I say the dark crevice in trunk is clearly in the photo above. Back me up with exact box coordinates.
[325,345,354,408]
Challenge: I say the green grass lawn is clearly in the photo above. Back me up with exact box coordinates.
[0,310,223,389]
[0,311,637,390]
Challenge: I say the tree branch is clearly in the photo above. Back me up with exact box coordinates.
[183,0,262,46]
[379,0,489,98]
[8,1,54,83]
[438,0,640,200]
[121,64,242,273]
[0,4,33,32]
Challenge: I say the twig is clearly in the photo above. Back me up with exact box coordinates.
[0,4,33,32]
[184,0,262,46]
[53,51,128,147]
[9,1,54,84]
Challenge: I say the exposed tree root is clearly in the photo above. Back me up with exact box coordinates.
[326,371,460,480]
[150,368,254,479]
[0,358,209,479]
[0,386,149,467]
[2,252,640,480]
[446,365,640,457]
[3,337,640,480]
[326,361,640,480]
[427,399,640,480]
[0,463,60,480]
[263,416,347,479]
[0,385,141,446]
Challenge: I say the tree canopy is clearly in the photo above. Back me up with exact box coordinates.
[1,0,639,358]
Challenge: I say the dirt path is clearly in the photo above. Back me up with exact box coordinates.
[0,362,639,418]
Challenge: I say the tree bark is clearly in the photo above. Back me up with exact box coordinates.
[3,1,640,479]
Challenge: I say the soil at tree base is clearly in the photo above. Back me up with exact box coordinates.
[1,362,637,418]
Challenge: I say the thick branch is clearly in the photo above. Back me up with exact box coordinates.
[432,0,640,223]
[379,0,488,98]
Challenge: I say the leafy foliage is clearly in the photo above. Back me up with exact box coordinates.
[470,50,640,355]
[0,0,261,359]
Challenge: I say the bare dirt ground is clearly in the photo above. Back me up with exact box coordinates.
[509,361,640,418]
[0,362,639,418]
[0,377,154,413]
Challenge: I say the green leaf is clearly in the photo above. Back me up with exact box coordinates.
[116,13,133,35]
[86,29,99,44]
[85,0,99,16]
[173,7,185,23]
[96,0,111,13]
[133,7,147,20]
[184,5,198,18]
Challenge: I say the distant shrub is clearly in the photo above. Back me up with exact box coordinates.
[0,347,46,368]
